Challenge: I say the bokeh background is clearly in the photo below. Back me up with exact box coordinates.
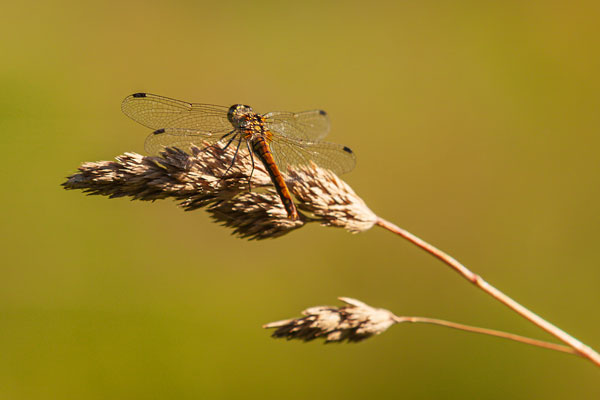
[2,1,599,398]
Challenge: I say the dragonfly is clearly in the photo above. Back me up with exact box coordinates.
[121,93,356,220]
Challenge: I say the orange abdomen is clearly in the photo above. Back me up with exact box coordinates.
[251,137,299,220]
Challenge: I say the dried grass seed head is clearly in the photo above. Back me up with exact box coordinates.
[288,164,377,233]
[64,143,375,239]
[207,190,304,240]
[264,297,397,343]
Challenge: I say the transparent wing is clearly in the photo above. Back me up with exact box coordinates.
[269,135,356,176]
[144,131,236,155]
[263,110,330,141]
[121,93,232,134]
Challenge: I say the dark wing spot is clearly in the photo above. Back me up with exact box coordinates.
[318,110,327,116]
[132,93,147,98]
[343,146,353,154]
[153,128,166,135]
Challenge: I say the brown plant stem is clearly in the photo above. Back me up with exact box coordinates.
[392,316,577,355]
[376,217,600,367]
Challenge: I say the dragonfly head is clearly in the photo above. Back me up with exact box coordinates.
[228,104,254,127]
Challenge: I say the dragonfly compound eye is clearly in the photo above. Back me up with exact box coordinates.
[227,104,254,126]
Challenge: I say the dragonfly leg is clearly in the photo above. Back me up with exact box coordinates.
[199,130,236,154]
[246,140,255,192]
[220,130,235,141]
[221,136,243,179]
[221,132,239,151]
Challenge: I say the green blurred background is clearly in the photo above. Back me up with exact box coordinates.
[2,0,599,398]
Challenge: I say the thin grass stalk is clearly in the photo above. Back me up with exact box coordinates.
[392,316,576,355]
[376,217,600,366]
